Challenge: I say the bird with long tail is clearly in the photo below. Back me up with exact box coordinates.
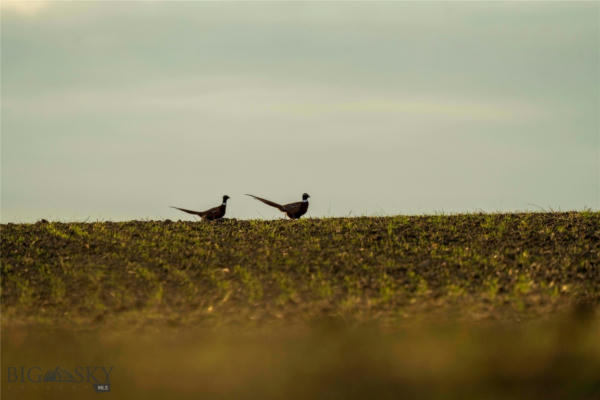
[246,193,310,219]
[171,195,230,221]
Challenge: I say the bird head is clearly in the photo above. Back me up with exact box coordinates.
[222,195,230,203]
[302,193,310,201]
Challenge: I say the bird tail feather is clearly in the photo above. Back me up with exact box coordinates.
[245,194,285,212]
[170,206,206,217]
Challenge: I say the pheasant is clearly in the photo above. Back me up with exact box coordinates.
[246,193,310,219]
[171,195,229,221]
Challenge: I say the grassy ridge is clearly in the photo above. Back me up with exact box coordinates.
[1,212,599,325]
[1,212,600,399]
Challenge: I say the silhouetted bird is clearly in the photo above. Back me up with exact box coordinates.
[246,193,310,219]
[171,195,229,221]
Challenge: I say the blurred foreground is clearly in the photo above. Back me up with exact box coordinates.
[3,310,600,400]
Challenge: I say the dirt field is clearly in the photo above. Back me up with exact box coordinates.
[2,212,599,399]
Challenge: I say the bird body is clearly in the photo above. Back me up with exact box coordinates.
[171,195,229,221]
[246,193,310,219]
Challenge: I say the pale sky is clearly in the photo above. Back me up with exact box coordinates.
[1,1,599,222]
